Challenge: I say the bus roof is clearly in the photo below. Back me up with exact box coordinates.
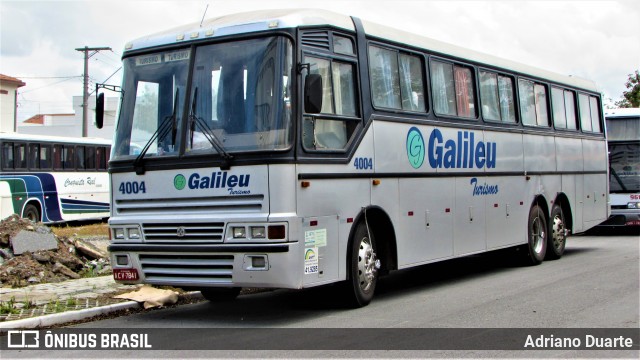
[605,108,640,118]
[0,132,112,146]
[125,8,598,92]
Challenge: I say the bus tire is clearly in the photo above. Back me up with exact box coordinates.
[524,204,547,265]
[200,287,241,302]
[546,204,567,260]
[23,203,40,223]
[346,221,378,307]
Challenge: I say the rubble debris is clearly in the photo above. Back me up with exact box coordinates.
[0,214,111,287]
[11,230,57,255]
[52,261,81,279]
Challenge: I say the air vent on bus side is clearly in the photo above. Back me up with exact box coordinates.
[301,31,330,51]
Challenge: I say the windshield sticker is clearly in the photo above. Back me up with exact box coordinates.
[164,50,190,63]
[135,54,162,66]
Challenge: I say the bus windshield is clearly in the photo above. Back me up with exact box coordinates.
[609,143,640,193]
[112,36,293,161]
[607,116,640,193]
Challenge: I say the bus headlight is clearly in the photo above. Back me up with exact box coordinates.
[233,226,246,238]
[114,228,125,240]
[251,226,266,238]
[128,228,141,239]
[628,202,640,209]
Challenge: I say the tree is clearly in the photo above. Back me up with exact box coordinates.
[615,70,640,108]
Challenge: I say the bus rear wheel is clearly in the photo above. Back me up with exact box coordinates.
[23,203,41,223]
[345,222,379,307]
[546,204,567,260]
[524,204,547,265]
[200,287,241,302]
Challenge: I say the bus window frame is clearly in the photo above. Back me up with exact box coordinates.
[477,67,519,126]
[300,40,363,153]
[366,41,428,115]
[517,77,551,129]
[428,56,479,121]
[577,92,604,134]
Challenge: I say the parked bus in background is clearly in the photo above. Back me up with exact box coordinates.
[99,9,608,307]
[0,132,111,223]
[600,108,640,229]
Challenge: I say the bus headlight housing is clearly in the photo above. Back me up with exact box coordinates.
[226,223,287,242]
[628,202,640,209]
[112,226,142,241]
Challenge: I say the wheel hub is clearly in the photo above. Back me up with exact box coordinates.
[357,237,377,292]
[551,215,566,250]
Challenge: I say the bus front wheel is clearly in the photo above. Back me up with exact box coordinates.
[23,203,40,223]
[524,204,547,265]
[346,221,379,307]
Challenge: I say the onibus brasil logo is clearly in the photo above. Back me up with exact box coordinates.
[174,172,251,195]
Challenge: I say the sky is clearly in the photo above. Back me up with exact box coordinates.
[1,0,639,123]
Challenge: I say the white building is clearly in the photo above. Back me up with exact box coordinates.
[0,74,26,132]
[17,95,118,140]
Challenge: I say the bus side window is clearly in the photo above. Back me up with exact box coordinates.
[53,144,63,170]
[97,147,107,170]
[40,145,52,169]
[62,145,75,170]
[85,146,96,170]
[14,143,27,170]
[28,143,40,170]
[303,56,359,151]
[1,142,14,169]
[76,146,86,170]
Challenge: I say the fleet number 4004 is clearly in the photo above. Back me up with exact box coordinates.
[118,181,146,194]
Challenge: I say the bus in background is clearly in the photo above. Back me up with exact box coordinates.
[100,9,608,307]
[0,132,111,223]
[600,108,640,229]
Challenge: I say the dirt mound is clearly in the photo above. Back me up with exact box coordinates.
[0,215,110,287]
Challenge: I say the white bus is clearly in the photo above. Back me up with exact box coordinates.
[600,108,640,229]
[0,132,111,223]
[101,9,608,306]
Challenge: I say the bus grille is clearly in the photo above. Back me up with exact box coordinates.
[142,222,225,242]
[139,254,234,284]
[115,195,264,215]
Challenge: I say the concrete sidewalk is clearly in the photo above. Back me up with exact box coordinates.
[0,276,143,329]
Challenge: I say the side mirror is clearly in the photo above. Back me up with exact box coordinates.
[304,74,323,114]
[95,92,104,129]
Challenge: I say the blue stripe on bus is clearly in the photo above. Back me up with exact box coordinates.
[60,198,109,212]
[1,173,63,222]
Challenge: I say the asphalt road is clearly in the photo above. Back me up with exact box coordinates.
[5,232,639,358]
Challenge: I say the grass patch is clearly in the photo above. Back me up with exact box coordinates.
[51,222,109,238]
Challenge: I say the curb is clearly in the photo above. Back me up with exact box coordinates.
[0,300,141,330]
[0,292,203,330]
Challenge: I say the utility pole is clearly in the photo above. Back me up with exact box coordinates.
[75,46,111,137]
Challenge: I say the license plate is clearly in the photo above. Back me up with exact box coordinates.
[113,268,139,281]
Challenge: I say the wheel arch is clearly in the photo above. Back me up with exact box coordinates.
[347,206,398,277]
[553,192,574,233]
[21,198,43,222]
[531,195,550,220]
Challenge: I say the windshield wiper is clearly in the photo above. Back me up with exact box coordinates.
[188,87,233,170]
[133,88,179,175]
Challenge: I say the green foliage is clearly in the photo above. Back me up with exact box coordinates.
[615,70,640,108]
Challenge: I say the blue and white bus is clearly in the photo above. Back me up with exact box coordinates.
[100,9,609,306]
[0,132,111,223]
